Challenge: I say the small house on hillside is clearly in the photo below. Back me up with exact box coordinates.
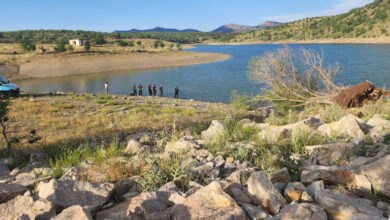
[69,39,90,47]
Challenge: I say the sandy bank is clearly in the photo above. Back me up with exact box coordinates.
[13,51,230,80]
[203,37,390,45]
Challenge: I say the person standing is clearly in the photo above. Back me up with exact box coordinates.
[138,83,143,96]
[148,84,152,96]
[152,84,157,96]
[104,82,109,95]
[174,86,180,99]
[132,83,137,96]
[159,85,164,97]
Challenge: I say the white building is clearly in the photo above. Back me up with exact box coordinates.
[69,39,90,47]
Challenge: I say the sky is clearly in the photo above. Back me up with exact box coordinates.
[0,0,374,32]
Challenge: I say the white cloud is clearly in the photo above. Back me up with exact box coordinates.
[261,0,374,22]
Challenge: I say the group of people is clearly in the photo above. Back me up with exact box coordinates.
[104,82,180,98]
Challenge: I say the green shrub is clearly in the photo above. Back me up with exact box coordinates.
[320,104,348,123]
[361,100,388,121]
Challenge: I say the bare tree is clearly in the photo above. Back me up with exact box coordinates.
[248,47,341,109]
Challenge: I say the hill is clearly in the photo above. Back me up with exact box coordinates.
[231,0,390,42]
[213,21,283,33]
[115,27,201,33]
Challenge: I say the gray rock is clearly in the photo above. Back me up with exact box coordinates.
[60,167,83,181]
[96,200,141,220]
[360,155,390,197]
[12,172,36,187]
[305,143,363,166]
[52,205,92,220]
[36,179,114,214]
[280,203,327,220]
[126,191,169,217]
[269,168,290,191]
[306,181,324,198]
[113,178,140,199]
[241,203,270,220]
[201,120,225,142]
[165,136,199,153]
[124,140,142,154]
[0,183,28,203]
[283,182,312,203]
[223,183,252,204]
[247,171,286,214]
[0,163,10,178]
[0,195,55,220]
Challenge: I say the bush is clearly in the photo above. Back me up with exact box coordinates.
[320,104,348,123]
[20,38,36,52]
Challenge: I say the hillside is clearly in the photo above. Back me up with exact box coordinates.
[213,21,283,33]
[231,0,390,42]
[115,27,201,33]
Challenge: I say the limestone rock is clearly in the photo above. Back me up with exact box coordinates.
[368,115,390,143]
[126,191,169,217]
[259,126,291,143]
[113,178,140,199]
[0,195,55,220]
[284,182,312,203]
[305,143,363,166]
[52,205,92,220]
[11,172,36,187]
[165,136,199,153]
[247,171,286,214]
[269,167,290,191]
[169,181,246,219]
[201,120,225,142]
[360,155,390,197]
[223,183,252,204]
[280,203,327,220]
[318,114,368,143]
[60,166,83,181]
[36,179,114,213]
[0,183,28,203]
[96,201,141,220]
[124,140,142,154]
[306,181,324,198]
[240,203,270,220]
[314,190,384,219]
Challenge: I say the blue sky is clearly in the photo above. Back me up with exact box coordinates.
[1,0,373,32]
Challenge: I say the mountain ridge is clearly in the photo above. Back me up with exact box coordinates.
[212,21,283,33]
[115,27,201,33]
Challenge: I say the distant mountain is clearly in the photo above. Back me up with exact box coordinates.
[212,21,283,33]
[115,27,201,33]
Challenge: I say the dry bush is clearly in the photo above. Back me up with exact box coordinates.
[248,47,341,110]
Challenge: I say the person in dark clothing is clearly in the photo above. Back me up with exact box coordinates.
[159,85,164,97]
[132,83,137,96]
[152,84,157,96]
[138,84,143,96]
[174,86,180,99]
[148,84,152,96]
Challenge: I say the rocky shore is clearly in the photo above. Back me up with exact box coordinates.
[0,110,389,219]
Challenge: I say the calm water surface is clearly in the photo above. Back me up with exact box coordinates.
[16,44,390,103]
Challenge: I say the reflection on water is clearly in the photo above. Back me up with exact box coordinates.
[16,44,390,103]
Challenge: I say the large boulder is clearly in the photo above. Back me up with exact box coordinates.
[0,183,28,203]
[367,115,390,143]
[169,181,246,219]
[36,179,114,213]
[52,205,92,220]
[333,81,384,108]
[314,190,384,219]
[96,201,141,220]
[247,171,286,214]
[268,167,290,191]
[0,195,55,220]
[240,203,270,220]
[126,191,169,217]
[201,120,225,142]
[165,136,199,153]
[360,155,390,197]
[318,114,368,143]
[305,143,364,166]
[223,183,252,204]
[283,182,313,203]
[280,203,327,220]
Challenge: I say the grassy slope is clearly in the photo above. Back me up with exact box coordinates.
[232,0,390,43]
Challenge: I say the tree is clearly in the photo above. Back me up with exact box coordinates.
[159,41,165,48]
[136,40,142,47]
[93,33,106,46]
[153,40,159,48]
[54,39,67,52]
[85,41,91,52]
[20,38,36,52]
[117,40,128,47]
[128,41,134,47]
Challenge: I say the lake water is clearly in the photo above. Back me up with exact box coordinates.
[16,44,390,103]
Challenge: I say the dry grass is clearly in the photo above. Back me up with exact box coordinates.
[6,94,243,149]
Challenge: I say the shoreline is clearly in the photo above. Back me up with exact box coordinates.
[8,51,231,81]
[201,37,390,45]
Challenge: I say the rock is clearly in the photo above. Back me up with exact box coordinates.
[126,191,169,217]
[124,140,142,154]
[305,143,363,166]
[306,181,324,198]
[284,182,312,203]
[169,181,246,219]
[60,166,83,181]
[192,162,214,176]
[0,183,28,203]
[360,155,390,197]
[113,178,140,199]
[301,165,371,193]
[36,179,114,213]
[318,114,368,143]
[259,126,291,143]
[12,172,36,187]
[284,117,324,130]
[223,183,252,204]
[368,115,390,128]
[314,190,384,219]
[187,149,210,159]
[0,163,10,178]
[168,192,186,204]
[368,115,390,143]
[165,136,199,153]
[333,81,384,108]
[0,195,55,220]
[0,158,14,168]
[241,203,270,220]
[269,168,290,191]
[201,120,225,142]
[96,201,141,220]
[280,203,327,220]
[247,171,287,214]
[52,205,92,220]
